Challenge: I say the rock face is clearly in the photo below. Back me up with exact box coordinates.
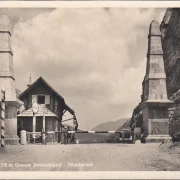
[161,8,180,97]
[161,8,180,141]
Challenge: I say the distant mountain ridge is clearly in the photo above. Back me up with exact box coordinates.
[62,118,130,143]
[92,118,129,131]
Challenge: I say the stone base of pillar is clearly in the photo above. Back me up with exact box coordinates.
[142,135,172,143]
[0,136,19,145]
[1,101,21,145]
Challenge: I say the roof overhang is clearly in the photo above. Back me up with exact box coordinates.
[17,105,58,118]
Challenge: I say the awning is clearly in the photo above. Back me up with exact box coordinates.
[17,104,58,118]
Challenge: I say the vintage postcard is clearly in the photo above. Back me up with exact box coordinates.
[0,1,180,179]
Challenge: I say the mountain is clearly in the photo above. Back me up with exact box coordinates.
[63,118,130,143]
[77,118,130,144]
[62,124,108,143]
[92,118,129,131]
[105,119,131,143]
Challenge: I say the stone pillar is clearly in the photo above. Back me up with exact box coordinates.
[139,20,173,143]
[0,15,20,145]
[20,130,27,145]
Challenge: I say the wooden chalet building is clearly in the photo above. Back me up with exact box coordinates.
[17,76,75,143]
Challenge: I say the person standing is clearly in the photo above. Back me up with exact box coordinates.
[64,126,68,144]
[73,114,78,144]
[67,126,71,144]
[74,114,78,131]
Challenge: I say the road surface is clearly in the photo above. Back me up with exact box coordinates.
[0,142,179,171]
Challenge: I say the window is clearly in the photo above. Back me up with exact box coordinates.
[37,95,45,104]
[32,94,50,104]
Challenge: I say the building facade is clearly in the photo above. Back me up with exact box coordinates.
[17,76,75,143]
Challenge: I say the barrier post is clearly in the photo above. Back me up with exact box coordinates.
[132,132,136,144]
[20,130,27,145]
[1,88,5,148]
[74,132,76,144]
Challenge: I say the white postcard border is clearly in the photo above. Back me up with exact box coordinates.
[0,171,180,179]
[0,1,179,179]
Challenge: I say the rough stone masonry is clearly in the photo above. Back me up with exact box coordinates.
[161,8,180,140]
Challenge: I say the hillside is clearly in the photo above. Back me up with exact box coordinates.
[77,118,130,144]
[105,119,131,143]
[92,118,129,131]
[63,118,130,143]
[90,118,130,143]
[62,124,108,143]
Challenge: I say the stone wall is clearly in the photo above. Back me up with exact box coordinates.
[161,8,180,97]
[170,116,180,141]
[161,8,180,140]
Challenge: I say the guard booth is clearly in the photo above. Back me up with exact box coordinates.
[18,103,59,143]
[17,76,75,144]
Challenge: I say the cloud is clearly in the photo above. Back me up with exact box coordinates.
[11,8,166,130]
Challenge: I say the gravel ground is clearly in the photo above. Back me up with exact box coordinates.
[0,142,179,171]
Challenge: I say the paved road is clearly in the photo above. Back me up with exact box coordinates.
[0,143,179,171]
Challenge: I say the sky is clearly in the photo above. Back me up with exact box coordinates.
[0,8,166,130]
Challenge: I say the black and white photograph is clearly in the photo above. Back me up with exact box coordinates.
[0,5,180,179]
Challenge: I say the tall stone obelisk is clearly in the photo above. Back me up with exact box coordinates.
[140,20,173,143]
[0,15,19,144]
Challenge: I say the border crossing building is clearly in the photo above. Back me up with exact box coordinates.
[17,76,75,143]
[0,15,76,144]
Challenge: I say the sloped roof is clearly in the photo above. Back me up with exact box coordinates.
[17,104,58,117]
[18,76,74,115]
